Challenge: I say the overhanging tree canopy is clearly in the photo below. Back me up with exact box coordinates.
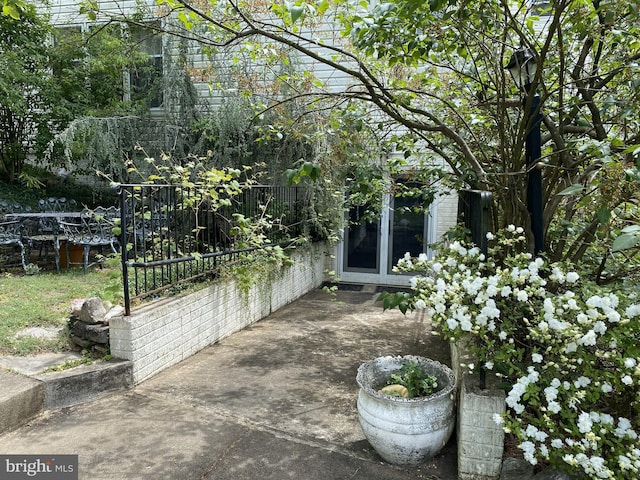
[81,0,640,280]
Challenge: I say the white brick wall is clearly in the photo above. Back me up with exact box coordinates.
[110,243,328,384]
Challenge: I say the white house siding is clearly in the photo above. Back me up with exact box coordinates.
[43,0,143,24]
[42,0,460,282]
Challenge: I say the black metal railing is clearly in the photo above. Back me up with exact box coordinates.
[115,183,312,315]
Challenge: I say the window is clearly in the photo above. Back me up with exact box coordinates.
[130,22,164,109]
[531,0,552,16]
[51,22,164,111]
[53,25,83,68]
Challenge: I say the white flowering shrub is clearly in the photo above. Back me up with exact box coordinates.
[379,225,640,479]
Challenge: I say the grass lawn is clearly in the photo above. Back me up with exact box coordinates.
[1,178,125,357]
[0,267,120,356]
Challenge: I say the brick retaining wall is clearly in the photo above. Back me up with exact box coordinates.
[110,243,328,384]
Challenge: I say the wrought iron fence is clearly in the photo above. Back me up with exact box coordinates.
[115,183,313,315]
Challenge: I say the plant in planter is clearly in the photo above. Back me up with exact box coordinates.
[356,355,456,466]
[380,358,439,398]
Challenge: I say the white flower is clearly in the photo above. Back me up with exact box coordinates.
[615,417,635,438]
[577,412,593,433]
[551,268,566,283]
[625,304,640,318]
[578,330,597,347]
[544,386,558,402]
[486,232,495,240]
[565,342,577,353]
[446,318,459,330]
[525,425,539,438]
[618,455,632,470]
[593,321,607,334]
[399,224,639,476]
[549,316,568,331]
[566,299,579,310]
[547,401,561,414]
[587,456,609,478]
[599,413,614,425]
[607,310,621,323]
[575,376,591,388]
[519,440,538,465]
[535,431,548,442]
[566,271,580,283]
[523,426,549,445]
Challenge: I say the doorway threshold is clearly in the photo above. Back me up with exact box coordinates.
[374,285,411,294]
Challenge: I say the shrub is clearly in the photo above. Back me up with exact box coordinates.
[380,225,640,479]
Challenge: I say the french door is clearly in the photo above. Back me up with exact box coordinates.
[338,193,434,286]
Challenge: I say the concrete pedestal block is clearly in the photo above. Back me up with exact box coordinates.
[457,374,505,480]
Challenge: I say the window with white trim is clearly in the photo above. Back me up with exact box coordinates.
[52,22,164,111]
[129,22,164,109]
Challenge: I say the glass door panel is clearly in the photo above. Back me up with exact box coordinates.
[388,196,427,272]
[343,205,380,272]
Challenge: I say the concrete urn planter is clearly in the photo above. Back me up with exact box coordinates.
[356,355,456,466]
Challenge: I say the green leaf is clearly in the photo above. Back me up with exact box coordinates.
[290,5,304,24]
[612,233,640,252]
[596,208,611,224]
[558,184,584,196]
[2,3,19,19]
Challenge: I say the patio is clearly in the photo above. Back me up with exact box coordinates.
[0,287,458,479]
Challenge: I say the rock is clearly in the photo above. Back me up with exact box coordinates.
[70,335,93,349]
[69,319,109,344]
[14,327,64,341]
[533,467,579,480]
[500,457,534,480]
[78,297,107,324]
[70,298,85,318]
[103,305,125,325]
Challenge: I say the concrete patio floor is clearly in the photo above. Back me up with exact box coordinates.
[0,286,457,479]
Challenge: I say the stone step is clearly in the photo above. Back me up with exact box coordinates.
[0,358,133,434]
[0,370,44,433]
[35,359,133,410]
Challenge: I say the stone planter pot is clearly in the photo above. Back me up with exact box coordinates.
[356,355,456,465]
